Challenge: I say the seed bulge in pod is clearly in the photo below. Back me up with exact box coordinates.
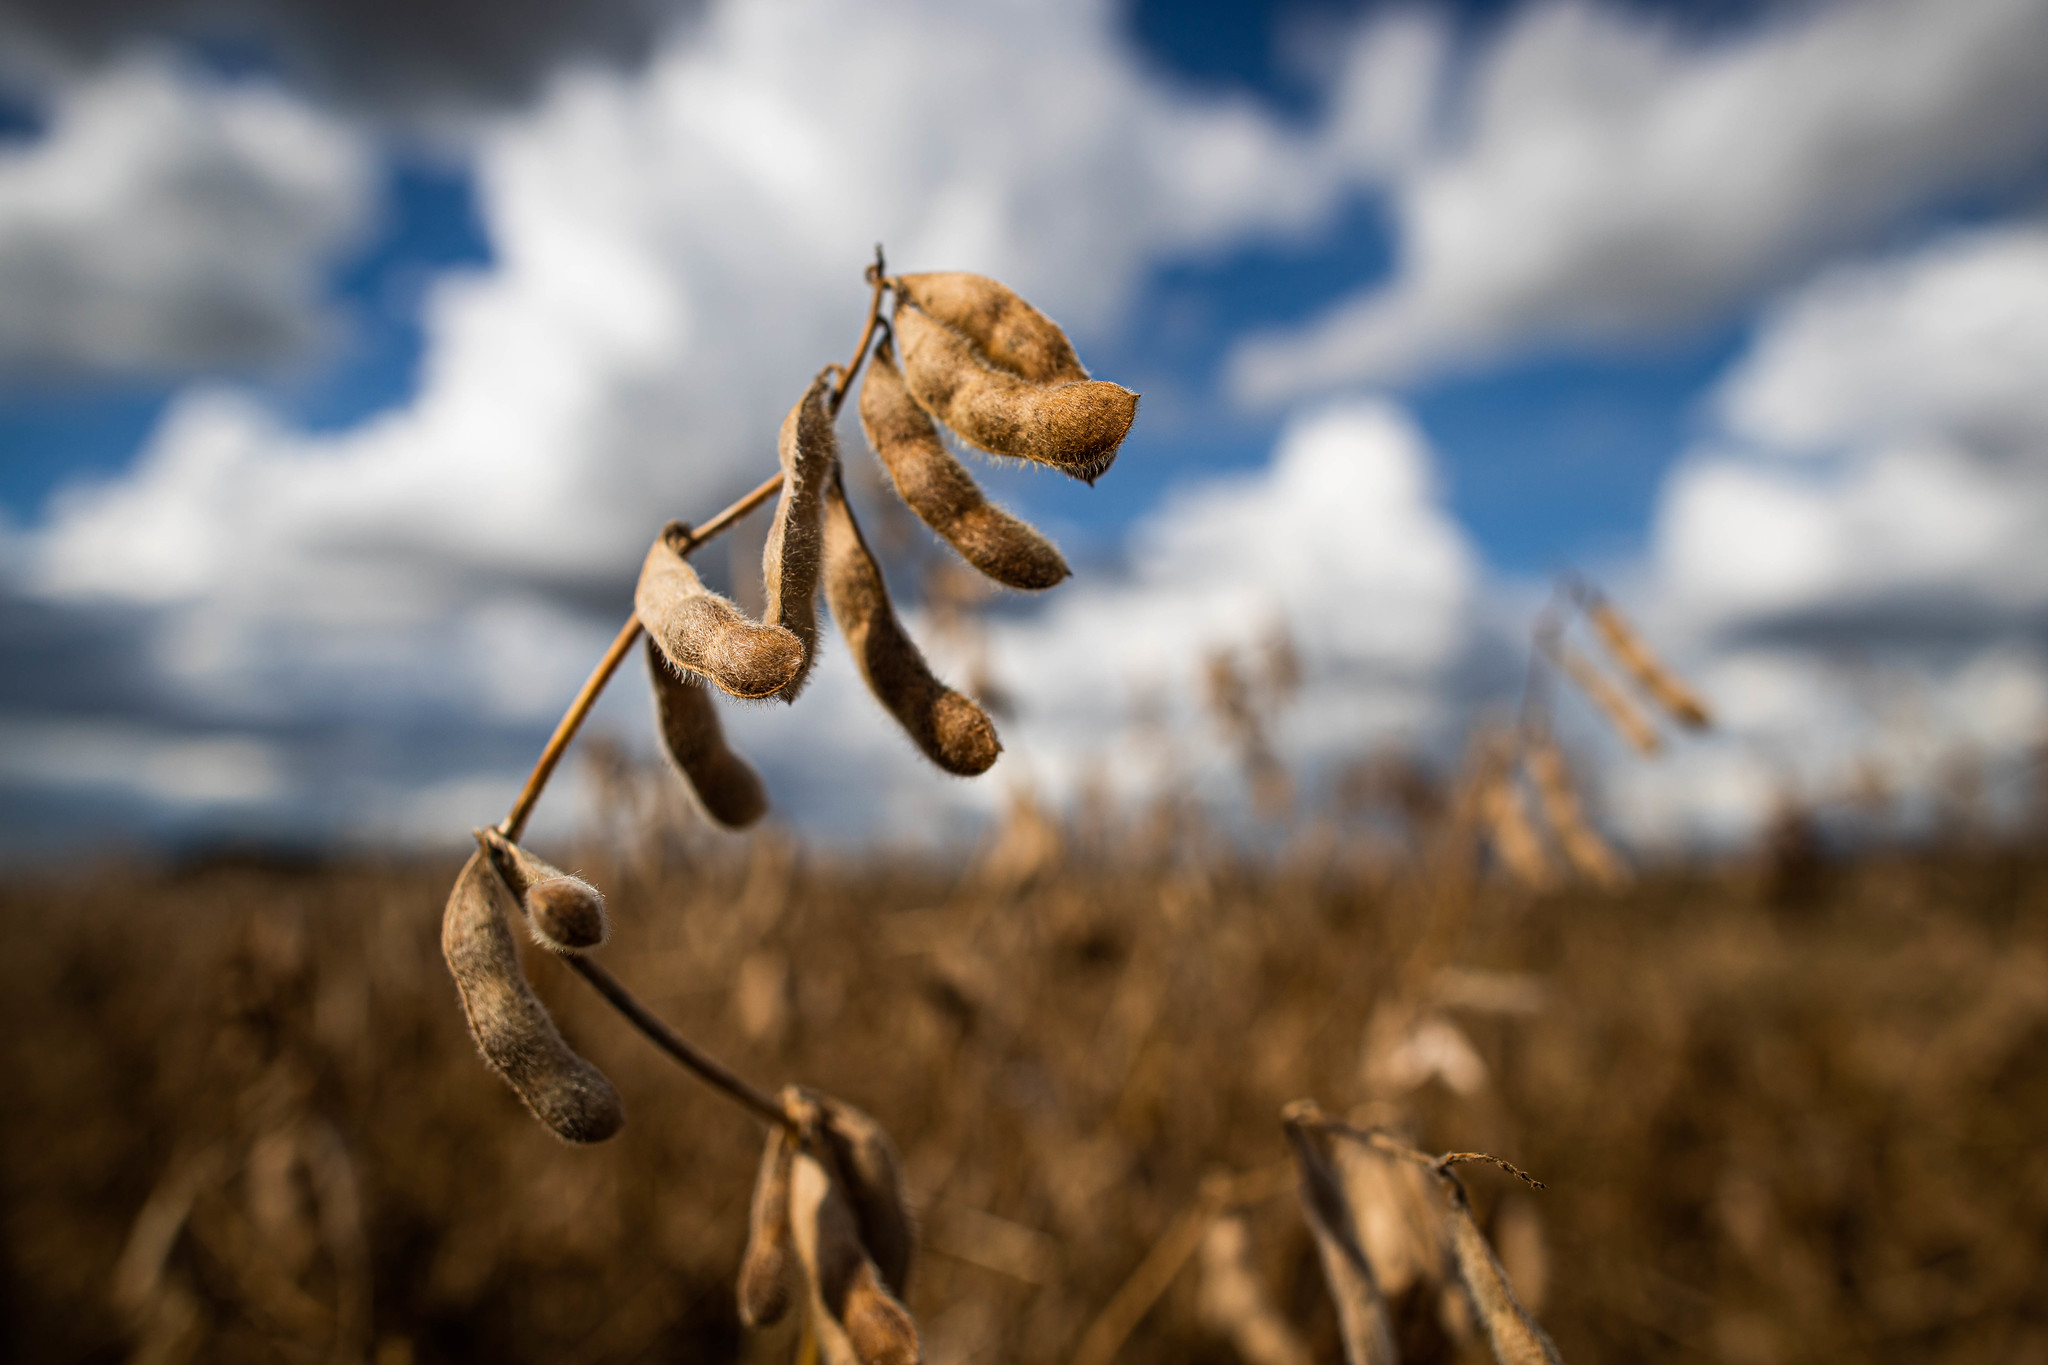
[893,272,1088,385]
[441,850,623,1143]
[893,301,1136,485]
[860,339,1068,591]
[646,639,769,829]
[816,1093,916,1296]
[821,474,1000,777]
[761,368,838,701]
[477,827,610,953]
[636,528,804,699]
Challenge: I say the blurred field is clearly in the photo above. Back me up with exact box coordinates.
[4,795,2047,1364]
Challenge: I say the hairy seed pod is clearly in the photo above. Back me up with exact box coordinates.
[477,828,610,953]
[762,368,838,700]
[1440,1174,1565,1365]
[1281,1103,1398,1365]
[1198,1212,1314,1365]
[893,272,1088,385]
[823,475,1000,776]
[810,1090,916,1296]
[1523,735,1628,890]
[441,851,623,1143]
[790,1143,921,1365]
[738,1123,798,1328]
[1587,599,1712,730]
[636,528,804,699]
[1555,645,1661,756]
[861,339,1069,590]
[893,301,1136,484]
[645,639,769,829]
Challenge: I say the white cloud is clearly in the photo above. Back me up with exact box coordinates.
[1606,220,2048,846]
[0,55,374,375]
[1233,0,2048,399]
[985,400,1480,806]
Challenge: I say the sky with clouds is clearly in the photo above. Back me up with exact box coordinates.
[3,0,2047,858]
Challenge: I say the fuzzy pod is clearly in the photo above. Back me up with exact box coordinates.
[477,828,610,953]
[789,1143,921,1365]
[636,529,804,699]
[893,301,1136,485]
[738,1123,798,1328]
[812,1091,916,1297]
[822,475,1000,777]
[893,272,1089,385]
[761,368,838,701]
[1477,769,1556,893]
[860,340,1068,591]
[1441,1175,1565,1365]
[645,639,769,829]
[1555,645,1662,756]
[1281,1104,1398,1365]
[1523,736,1628,890]
[1587,600,1712,730]
[441,851,623,1143]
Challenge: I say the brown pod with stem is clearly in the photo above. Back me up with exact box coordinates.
[1553,644,1662,756]
[1280,1102,1398,1365]
[788,1125,921,1365]
[1582,594,1711,730]
[809,1090,916,1296]
[645,639,769,829]
[822,472,1000,777]
[441,850,624,1143]
[860,337,1069,591]
[636,527,804,699]
[1439,1172,1565,1365]
[892,299,1136,485]
[738,1122,798,1328]
[893,271,1089,385]
[762,368,839,700]
[476,827,609,953]
[1522,734,1628,890]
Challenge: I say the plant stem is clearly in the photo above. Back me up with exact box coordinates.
[564,957,792,1130]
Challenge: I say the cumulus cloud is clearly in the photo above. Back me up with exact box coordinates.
[1600,221,2048,846]
[0,0,704,115]
[1233,0,2048,399]
[985,400,1482,805]
[0,55,373,377]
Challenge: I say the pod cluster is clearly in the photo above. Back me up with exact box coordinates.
[739,1088,920,1365]
[632,272,1138,818]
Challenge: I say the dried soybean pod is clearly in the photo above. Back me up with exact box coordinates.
[761,368,837,701]
[1477,767,1556,893]
[816,1093,916,1296]
[860,339,1068,591]
[822,474,1000,777]
[1439,1173,1565,1365]
[1555,644,1661,756]
[1280,1103,1398,1365]
[646,639,769,829]
[893,301,1136,485]
[636,528,804,699]
[1523,735,1628,890]
[1586,598,1712,730]
[789,1144,921,1365]
[893,272,1089,385]
[477,828,610,953]
[441,851,623,1143]
[738,1123,798,1328]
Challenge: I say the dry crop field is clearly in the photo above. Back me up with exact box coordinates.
[4,798,2046,1364]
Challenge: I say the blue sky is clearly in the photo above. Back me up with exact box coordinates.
[4,0,2048,854]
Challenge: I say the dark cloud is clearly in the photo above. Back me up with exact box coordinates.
[0,0,704,112]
